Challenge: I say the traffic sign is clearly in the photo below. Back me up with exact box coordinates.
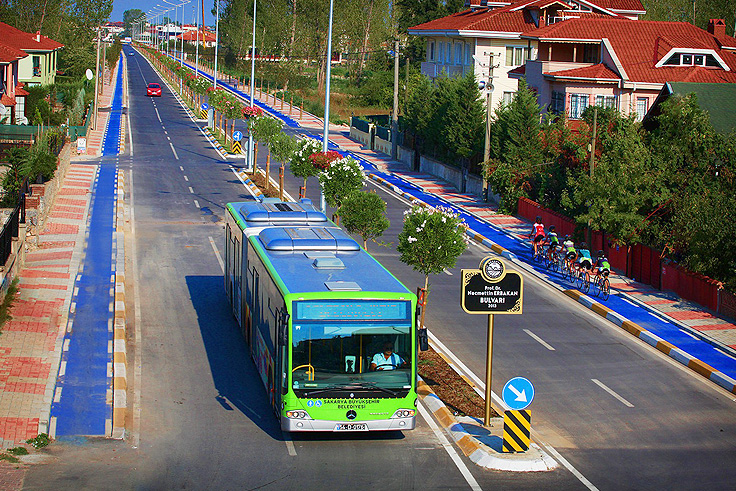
[502,377,534,410]
[201,103,209,110]
[461,258,523,314]
[233,130,243,141]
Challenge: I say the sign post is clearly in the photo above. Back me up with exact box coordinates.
[501,377,534,452]
[461,257,523,426]
[232,130,243,154]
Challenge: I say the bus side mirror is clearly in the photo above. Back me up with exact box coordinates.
[418,328,428,352]
[278,310,289,345]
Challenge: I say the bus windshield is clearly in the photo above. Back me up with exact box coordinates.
[291,321,412,394]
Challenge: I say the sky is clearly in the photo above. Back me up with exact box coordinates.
[111,0,217,27]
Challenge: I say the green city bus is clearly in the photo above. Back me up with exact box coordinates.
[224,199,418,431]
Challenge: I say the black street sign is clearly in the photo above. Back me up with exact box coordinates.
[461,258,523,314]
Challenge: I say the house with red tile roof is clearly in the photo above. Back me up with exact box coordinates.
[0,22,64,87]
[0,40,27,124]
[517,18,736,121]
[176,29,217,48]
[408,0,645,110]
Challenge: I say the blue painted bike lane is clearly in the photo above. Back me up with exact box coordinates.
[171,52,736,387]
[51,57,122,436]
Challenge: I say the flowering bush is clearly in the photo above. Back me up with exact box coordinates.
[289,138,323,191]
[317,156,365,217]
[397,205,468,279]
[309,150,343,171]
[242,106,263,118]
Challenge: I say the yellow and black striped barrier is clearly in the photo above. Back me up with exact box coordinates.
[232,140,242,154]
[200,109,207,119]
[502,409,531,452]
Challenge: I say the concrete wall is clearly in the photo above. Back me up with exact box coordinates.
[349,125,373,149]
[418,154,484,197]
[374,135,391,155]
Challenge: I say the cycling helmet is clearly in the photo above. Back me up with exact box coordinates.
[597,250,605,257]
[563,235,570,240]
[536,216,542,223]
[549,225,556,231]
[580,242,588,249]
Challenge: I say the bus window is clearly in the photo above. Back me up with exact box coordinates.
[291,323,412,393]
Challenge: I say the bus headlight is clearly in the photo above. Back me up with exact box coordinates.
[286,410,312,419]
[391,409,415,419]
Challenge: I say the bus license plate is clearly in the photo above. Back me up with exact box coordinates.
[334,423,368,431]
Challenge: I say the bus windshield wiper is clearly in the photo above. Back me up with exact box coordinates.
[352,382,399,397]
[303,385,347,397]
[304,382,399,398]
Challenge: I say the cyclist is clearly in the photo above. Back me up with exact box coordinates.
[594,250,611,277]
[577,242,593,272]
[563,235,576,262]
[529,216,545,258]
[547,225,560,250]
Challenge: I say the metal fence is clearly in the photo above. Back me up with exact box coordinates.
[351,116,371,134]
[0,194,23,266]
[0,104,91,143]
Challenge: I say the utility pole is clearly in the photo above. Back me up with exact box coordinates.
[391,40,399,161]
[482,53,495,202]
[93,27,101,130]
[101,40,106,91]
[587,107,597,247]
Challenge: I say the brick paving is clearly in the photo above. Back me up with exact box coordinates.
[0,164,96,491]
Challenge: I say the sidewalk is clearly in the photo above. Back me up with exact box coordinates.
[0,49,122,490]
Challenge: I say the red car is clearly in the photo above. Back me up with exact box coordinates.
[146,83,162,97]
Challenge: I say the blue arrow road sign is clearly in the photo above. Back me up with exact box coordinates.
[233,130,243,141]
[201,103,209,110]
[502,377,534,410]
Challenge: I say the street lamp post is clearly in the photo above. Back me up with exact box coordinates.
[247,0,257,173]
[213,0,219,88]
[93,27,101,130]
[194,0,200,76]
[321,0,335,213]
[391,40,399,161]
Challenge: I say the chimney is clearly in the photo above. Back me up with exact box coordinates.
[36,30,40,42]
[707,19,726,37]
[538,13,546,28]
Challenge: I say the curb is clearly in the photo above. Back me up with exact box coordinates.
[563,289,736,393]
[234,169,264,200]
[366,171,736,395]
[417,379,557,471]
[112,168,127,439]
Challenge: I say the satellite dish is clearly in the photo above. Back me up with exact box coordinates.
[86,69,94,80]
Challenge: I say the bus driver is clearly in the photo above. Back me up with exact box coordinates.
[370,343,407,371]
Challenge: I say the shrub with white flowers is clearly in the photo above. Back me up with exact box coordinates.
[318,156,365,222]
[397,204,469,328]
[289,138,323,192]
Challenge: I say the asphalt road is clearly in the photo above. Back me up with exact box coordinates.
[23,49,736,491]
